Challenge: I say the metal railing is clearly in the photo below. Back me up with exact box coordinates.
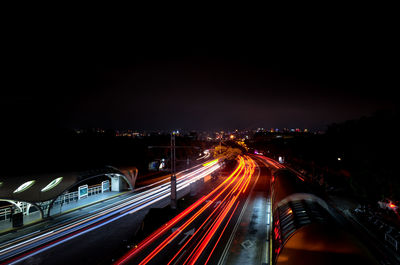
[1,183,110,223]
[53,184,107,206]
[0,202,34,222]
[0,206,11,222]
[385,231,400,252]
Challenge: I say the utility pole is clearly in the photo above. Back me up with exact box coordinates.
[170,133,177,209]
[147,133,201,210]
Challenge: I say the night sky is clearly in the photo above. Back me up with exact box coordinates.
[3,8,397,132]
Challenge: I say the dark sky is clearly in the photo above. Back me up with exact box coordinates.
[2,7,398,131]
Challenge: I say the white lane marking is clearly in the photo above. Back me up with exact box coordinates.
[217,159,261,265]
[241,239,254,249]
[178,228,195,245]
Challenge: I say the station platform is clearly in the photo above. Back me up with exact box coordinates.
[0,191,122,233]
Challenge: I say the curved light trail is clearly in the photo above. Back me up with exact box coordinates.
[116,155,257,265]
[0,159,221,264]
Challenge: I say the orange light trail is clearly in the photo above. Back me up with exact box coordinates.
[188,162,253,264]
[166,159,251,265]
[116,156,251,265]
[179,158,254,265]
[186,197,238,265]
[242,156,255,193]
[202,158,219,167]
[203,201,240,265]
[116,155,256,265]
[138,158,246,265]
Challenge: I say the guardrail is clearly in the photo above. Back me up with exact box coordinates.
[385,233,399,251]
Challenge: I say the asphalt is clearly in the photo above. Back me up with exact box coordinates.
[221,156,271,265]
[0,157,275,265]
[114,155,273,265]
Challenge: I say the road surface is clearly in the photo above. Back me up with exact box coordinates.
[116,155,275,265]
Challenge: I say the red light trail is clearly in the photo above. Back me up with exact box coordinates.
[115,155,257,265]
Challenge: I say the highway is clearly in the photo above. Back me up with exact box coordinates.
[0,159,221,264]
[115,155,277,265]
[25,153,388,265]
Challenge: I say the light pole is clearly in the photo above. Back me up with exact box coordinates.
[170,133,177,209]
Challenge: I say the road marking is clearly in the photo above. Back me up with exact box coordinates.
[171,228,180,233]
[178,228,195,245]
[214,200,221,208]
[241,239,254,249]
[172,249,187,265]
[264,198,272,265]
[217,159,261,265]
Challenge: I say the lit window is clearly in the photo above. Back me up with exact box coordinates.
[41,177,63,192]
[13,180,36,193]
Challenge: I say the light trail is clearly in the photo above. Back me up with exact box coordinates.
[196,150,211,161]
[255,155,285,169]
[202,158,219,167]
[185,158,254,265]
[255,155,306,181]
[242,157,255,193]
[116,155,258,265]
[0,159,222,264]
[165,161,248,265]
[203,201,239,265]
[117,157,246,265]
[185,197,238,265]
[123,160,245,259]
